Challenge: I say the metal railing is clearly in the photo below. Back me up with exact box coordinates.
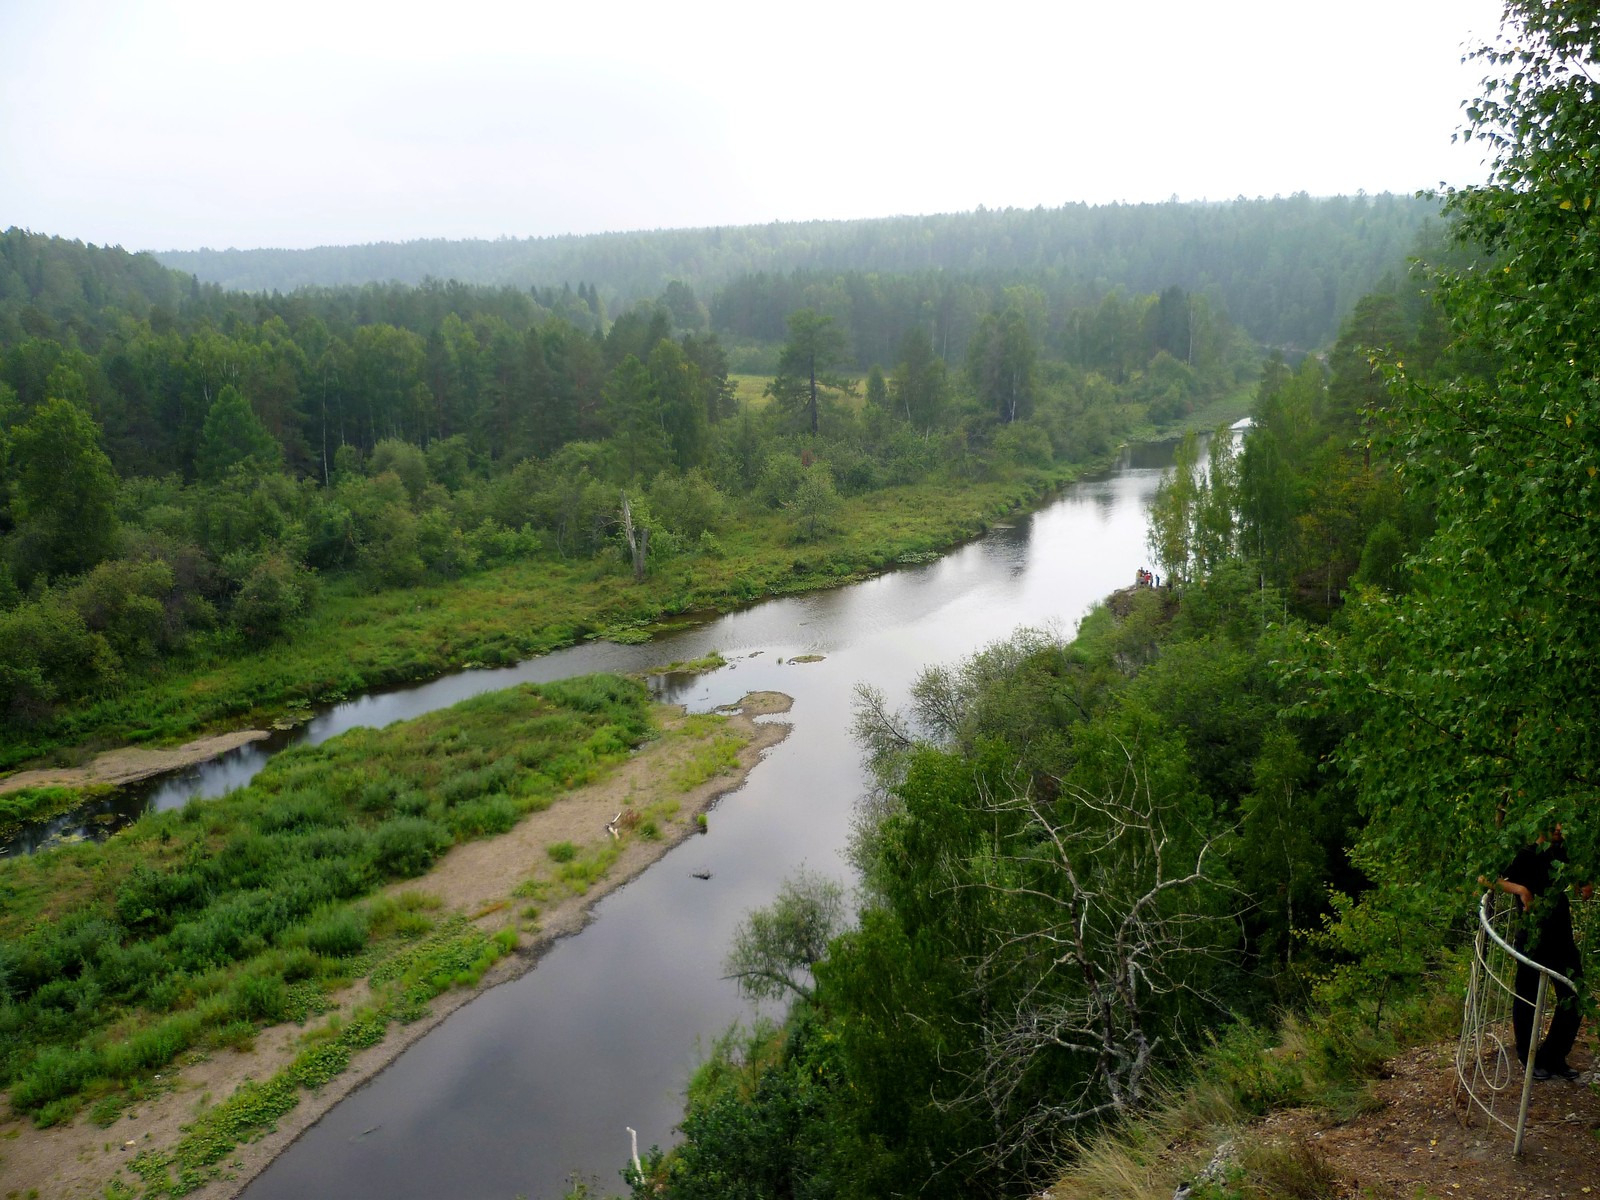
[1454,891,1580,1156]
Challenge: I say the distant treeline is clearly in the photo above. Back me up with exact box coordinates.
[0,228,1253,483]
[150,194,1439,349]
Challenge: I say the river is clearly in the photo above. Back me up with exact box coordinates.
[6,436,1187,1195]
[211,437,1189,1200]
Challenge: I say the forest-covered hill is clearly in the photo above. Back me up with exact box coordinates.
[153,194,1439,350]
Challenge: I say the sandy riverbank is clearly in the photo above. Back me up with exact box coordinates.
[0,692,793,1200]
[0,730,273,796]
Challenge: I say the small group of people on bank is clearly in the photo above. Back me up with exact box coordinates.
[1497,824,1593,1081]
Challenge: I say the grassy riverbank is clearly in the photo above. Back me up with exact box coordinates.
[0,465,1079,774]
[0,678,650,1129]
[0,676,783,1198]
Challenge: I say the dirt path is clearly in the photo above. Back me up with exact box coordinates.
[1263,1042,1600,1198]
[0,692,793,1200]
[0,730,272,795]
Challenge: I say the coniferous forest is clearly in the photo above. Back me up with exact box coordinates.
[2,194,1396,765]
[4,4,1599,1198]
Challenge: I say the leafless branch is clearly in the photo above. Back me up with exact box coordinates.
[930,740,1236,1174]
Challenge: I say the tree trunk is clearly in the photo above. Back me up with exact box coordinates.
[808,354,819,436]
[620,491,649,581]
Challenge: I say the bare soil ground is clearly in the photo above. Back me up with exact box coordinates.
[0,730,272,795]
[0,692,792,1200]
[1265,1041,1600,1199]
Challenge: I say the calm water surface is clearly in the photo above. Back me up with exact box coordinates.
[49,442,1185,1198]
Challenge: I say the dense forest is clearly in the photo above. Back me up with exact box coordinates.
[624,4,1600,1198]
[152,194,1438,351]
[9,5,1595,1196]
[0,199,1298,766]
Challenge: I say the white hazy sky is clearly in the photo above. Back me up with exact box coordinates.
[1,0,1505,253]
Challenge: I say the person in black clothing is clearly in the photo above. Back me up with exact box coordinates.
[1497,825,1591,1080]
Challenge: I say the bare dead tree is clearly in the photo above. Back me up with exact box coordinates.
[619,491,649,582]
[941,740,1235,1173]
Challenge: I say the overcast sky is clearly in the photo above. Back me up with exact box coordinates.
[1,0,1505,253]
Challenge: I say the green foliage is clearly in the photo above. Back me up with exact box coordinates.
[723,871,847,1004]
[1302,886,1444,1042]
[754,452,806,509]
[0,784,101,831]
[0,676,650,1123]
[668,728,741,791]
[967,304,1036,423]
[784,466,841,543]
[196,385,282,482]
[667,531,1367,1198]
[148,197,1433,352]
[647,469,727,540]
[1336,2,1600,891]
[370,816,453,877]
[7,395,119,586]
[643,1015,834,1200]
[301,908,370,958]
[0,587,118,722]
[0,218,1273,769]
[1147,430,1203,584]
[230,552,317,637]
[767,309,851,436]
[555,842,621,895]
[367,438,429,502]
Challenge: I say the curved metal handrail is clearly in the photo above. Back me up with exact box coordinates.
[1455,888,1585,1157]
[1476,891,1576,992]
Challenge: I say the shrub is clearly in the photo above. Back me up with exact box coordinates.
[826,445,882,496]
[10,1044,101,1112]
[258,795,342,834]
[416,508,479,578]
[66,557,176,662]
[233,972,290,1023]
[295,825,370,862]
[756,453,806,508]
[289,1040,351,1090]
[466,519,544,566]
[357,777,400,814]
[0,591,118,723]
[991,420,1053,469]
[436,756,517,807]
[94,940,168,1003]
[444,795,519,839]
[370,817,452,878]
[102,1013,200,1079]
[303,908,370,958]
[394,788,431,817]
[230,553,317,638]
[648,470,728,539]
